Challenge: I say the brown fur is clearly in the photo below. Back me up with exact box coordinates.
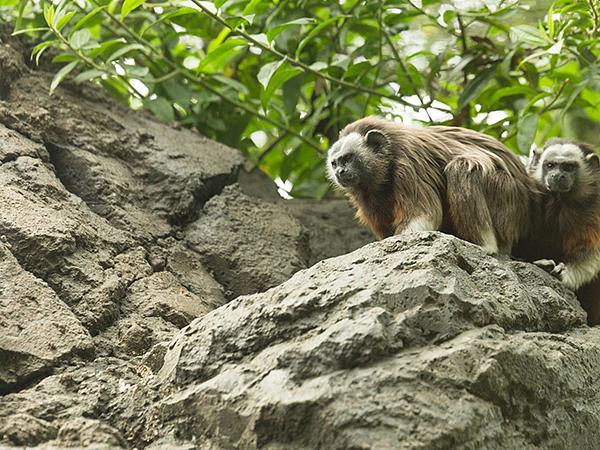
[517,138,600,325]
[334,116,538,254]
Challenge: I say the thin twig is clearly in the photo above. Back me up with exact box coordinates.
[380,24,434,122]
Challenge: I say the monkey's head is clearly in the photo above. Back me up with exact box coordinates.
[529,138,600,194]
[327,118,391,191]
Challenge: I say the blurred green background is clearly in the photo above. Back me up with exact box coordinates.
[1,0,598,198]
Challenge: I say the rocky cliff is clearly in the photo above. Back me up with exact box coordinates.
[1,33,600,450]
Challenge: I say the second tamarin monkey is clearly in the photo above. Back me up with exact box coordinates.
[524,138,600,324]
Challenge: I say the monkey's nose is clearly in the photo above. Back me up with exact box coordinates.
[336,168,354,186]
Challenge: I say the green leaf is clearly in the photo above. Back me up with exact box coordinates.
[261,63,302,107]
[197,39,247,73]
[257,59,284,89]
[282,74,303,117]
[489,86,536,104]
[140,7,196,36]
[55,10,76,31]
[69,28,90,50]
[89,38,127,58]
[144,97,175,124]
[242,0,263,16]
[31,40,58,65]
[106,43,146,62]
[74,69,105,83]
[121,0,145,18]
[52,53,78,63]
[517,113,539,153]
[73,5,107,30]
[510,25,550,47]
[49,60,78,95]
[296,17,339,57]
[43,3,54,27]
[266,18,315,42]
[12,27,49,36]
[458,69,495,109]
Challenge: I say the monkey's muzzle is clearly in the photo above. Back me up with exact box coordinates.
[335,168,358,187]
[546,174,573,193]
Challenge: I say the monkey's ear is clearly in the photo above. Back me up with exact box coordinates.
[585,153,600,169]
[529,143,538,158]
[528,143,541,168]
[365,129,387,149]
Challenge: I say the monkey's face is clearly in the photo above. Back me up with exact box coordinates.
[534,143,599,194]
[327,129,388,190]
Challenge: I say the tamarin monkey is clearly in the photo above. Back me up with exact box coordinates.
[525,138,600,324]
[326,116,537,255]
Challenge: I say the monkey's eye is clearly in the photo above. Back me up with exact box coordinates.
[331,159,338,168]
[561,163,577,172]
[544,162,555,169]
[339,154,353,165]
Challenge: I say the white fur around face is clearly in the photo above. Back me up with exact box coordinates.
[326,132,366,184]
[535,143,583,177]
[535,143,597,192]
[542,143,584,163]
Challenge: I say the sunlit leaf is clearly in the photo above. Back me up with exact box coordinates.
[257,60,284,89]
[122,0,145,18]
[266,18,315,42]
[197,39,247,73]
[69,28,90,50]
[74,69,105,83]
[106,43,146,62]
[49,60,78,95]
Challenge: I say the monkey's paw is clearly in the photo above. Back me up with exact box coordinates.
[534,259,558,273]
[550,262,566,279]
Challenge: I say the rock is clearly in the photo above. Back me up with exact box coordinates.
[0,72,243,238]
[1,414,57,446]
[55,417,127,449]
[0,242,92,393]
[237,168,375,267]
[186,185,310,299]
[289,198,374,265]
[0,358,151,448]
[150,233,594,449]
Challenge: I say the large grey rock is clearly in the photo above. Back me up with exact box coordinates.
[0,78,244,239]
[148,233,597,450]
[0,244,92,392]
[185,185,310,299]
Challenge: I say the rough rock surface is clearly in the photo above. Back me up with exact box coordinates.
[149,233,597,450]
[2,31,600,450]
[186,185,310,299]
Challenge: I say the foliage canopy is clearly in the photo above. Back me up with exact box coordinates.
[1,0,598,198]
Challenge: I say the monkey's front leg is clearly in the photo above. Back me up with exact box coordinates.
[395,215,440,235]
[535,253,600,290]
